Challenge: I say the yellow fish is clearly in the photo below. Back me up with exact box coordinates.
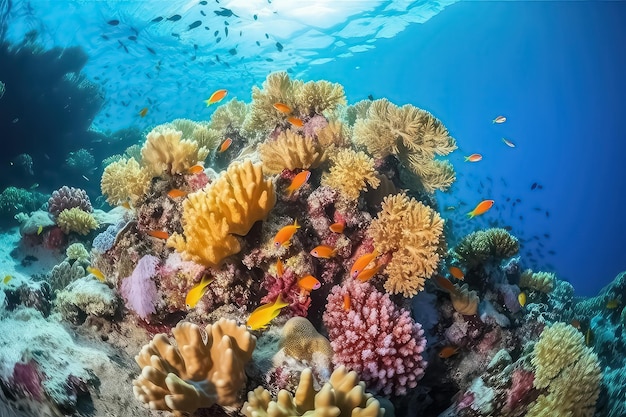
[606,299,619,309]
[87,266,105,282]
[37,225,43,235]
[518,291,527,307]
[3,275,12,284]
[186,274,214,308]
[247,294,290,330]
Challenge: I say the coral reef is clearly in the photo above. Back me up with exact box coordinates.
[258,129,325,174]
[141,127,209,176]
[519,269,555,293]
[56,207,99,235]
[100,157,151,206]
[321,149,380,199]
[452,228,519,268]
[48,186,92,217]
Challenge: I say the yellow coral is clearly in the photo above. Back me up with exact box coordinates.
[519,269,555,293]
[133,319,256,417]
[527,322,601,417]
[352,98,457,193]
[242,366,384,417]
[280,317,333,363]
[243,71,297,137]
[316,119,349,149]
[452,228,519,267]
[209,98,248,132]
[57,208,98,235]
[141,127,209,176]
[168,160,276,267]
[292,79,346,116]
[321,149,380,199]
[345,100,373,126]
[369,193,444,297]
[100,157,151,205]
[258,129,325,174]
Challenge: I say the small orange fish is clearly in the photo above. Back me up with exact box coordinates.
[286,170,310,196]
[329,222,345,234]
[434,275,458,294]
[273,102,291,113]
[287,116,303,127]
[493,115,506,124]
[464,154,482,162]
[148,230,170,239]
[467,199,494,219]
[276,259,285,277]
[310,245,337,259]
[356,264,382,283]
[186,274,214,308]
[273,220,300,248]
[139,107,148,117]
[448,266,464,280]
[571,319,581,330]
[502,138,516,148]
[204,89,227,106]
[439,346,459,359]
[168,189,187,198]
[87,266,105,282]
[298,275,321,291]
[350,250,379,278]
[218,138,232,153]
[343,293,351,311]
[121,201,132,209]
[188,164,204,174]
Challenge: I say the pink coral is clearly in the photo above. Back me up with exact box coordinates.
[303,114,328,138]
[48,186,92,217]
[42,226,67,250]
[10,360,44,401]
[323,279,427,396]
[261,268,310,317]
[186,171,210,191]
[505,368,535,411]
[120,255,160,321]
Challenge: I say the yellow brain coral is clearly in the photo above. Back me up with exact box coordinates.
[527,322,601,417]
[168,160,276,267]
[100,157,151,205]
[258,129,325,174]
[352,98,457,193]
[57,208,98,235]
[321,149,380,199]
[141,127,209,176]
[368,193,444,297]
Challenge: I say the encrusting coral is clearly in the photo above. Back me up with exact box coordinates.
[368,193,444,297]
[352,98,457,193]
[519,269,555,293]
[452,228,519,268]
[100,157,151,206]
[242,366,384,417]
[141,127,209,176]
[168,160,276,267]
[133,319,256,416]
[56,207,98,235]
[258,129,325,174]
[321,149,380,199]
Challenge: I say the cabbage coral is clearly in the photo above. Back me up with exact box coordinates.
[321,149,380,199]
[141,127,209,176]
[100,157,151,206]
[258,129,325,174]
[352,98,457,193]
[369,193,444,297]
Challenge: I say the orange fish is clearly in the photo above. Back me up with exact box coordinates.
[87,266,105,282]
[286,170,310,196]
[273,220,300,248]
[310,245,337,259]
[329,222,345,234]
[276,259,285,277]
[139,107,148,117]
[439,346,459,359]
[493,115,506,124]
[168,189,187,198]
[464,154,482,162]
[343,293,351,311]
[218,138,232,153]
[571,319,581,330]
[148,230,169,239]
[273,102,291,113]
[287,116,303,127]
[350,250,379,278]
[434,275,458,294]
[467,199,494,218]
[188,164,204,174]
[298,275,321,291]
[448,266,464,280]
[204,89,227,106]
[121,201,132,209]
[356,264,382,283]
[502,138,516,148]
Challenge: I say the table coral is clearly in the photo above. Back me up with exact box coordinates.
[321,149,380,199]
[133,319,256,416]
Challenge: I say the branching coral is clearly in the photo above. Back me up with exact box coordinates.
[321,149,380,199]
[345,100,373,126]
[141,127,209,176]
[258,129,325,174]
[100,157,151,206]
[56,207,98,235]
[527,322,601,417]
[242,366,384,417]
[168,160,276,266]
[452,228,519,268]
[352,98,457,192]
[519,269,555,293]
[133,319,256,416]
[368,193,444,297]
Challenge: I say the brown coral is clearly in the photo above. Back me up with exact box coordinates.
[280,317,333,363]
[141,127,209,176]
[258,129,326,174]
[100,157,151,205]
[133,319,256,416]
[450,283,479,315]
[321,149,380,199]
[368,193,444,297]
[452,228,519,267]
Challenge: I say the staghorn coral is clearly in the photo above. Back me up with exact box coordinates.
[352,98,457,193]
[209,98,248,132]
[100,157,151,206]
[368,193,444,297]
[48,186,92,217]
[452,228,519,268]
[168,160,276,267]
[141,127,209,176]
[134,319,256,416]
[56,207,98,235]
[527,322,601,417]
[258,129,326,174]
[519,269,555,293]
[450,283,479,315]
[242,366,384,417]
[321,149,380,199]
[292,78,346,116]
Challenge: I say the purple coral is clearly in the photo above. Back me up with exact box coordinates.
[120,255,160,321]
[48,186,92,217]
[323,279,427,396]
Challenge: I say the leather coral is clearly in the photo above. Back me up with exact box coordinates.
[133,319,256,416]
